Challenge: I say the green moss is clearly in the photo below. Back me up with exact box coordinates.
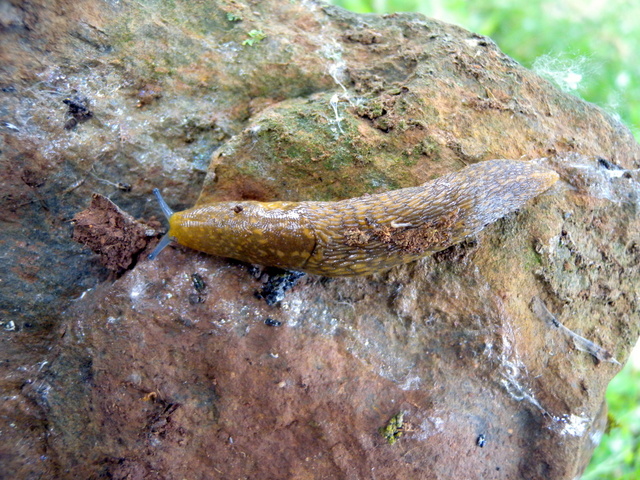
[366,171,401,190]
[414,138,441,158]
[243,29,266,46]
[211,90,435,202]
[236,159,267,178]
[110,22,134,46]
[401,152,419,166]
[524,247,543,270]
[379,412,404,445]
[374,116,393,131]
[356,99,385,119]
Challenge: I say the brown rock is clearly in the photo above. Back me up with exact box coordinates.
[1,1,638,479]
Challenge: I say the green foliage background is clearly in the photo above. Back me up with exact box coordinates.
[330,2,640,477]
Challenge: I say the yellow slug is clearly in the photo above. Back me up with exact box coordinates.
[149,159,558,276]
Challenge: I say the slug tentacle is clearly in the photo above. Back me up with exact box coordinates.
[148,188,176,260]
[153,188,174,220]
[149,159,558,276]
[148,233,174,260]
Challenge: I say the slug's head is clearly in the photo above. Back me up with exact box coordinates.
[148,188,175,260]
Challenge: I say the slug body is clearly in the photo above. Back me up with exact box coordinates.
[151,160,558,276]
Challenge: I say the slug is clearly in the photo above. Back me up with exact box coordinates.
[149,159,558,276]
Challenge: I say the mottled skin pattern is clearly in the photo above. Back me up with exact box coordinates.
[167,160,559,276]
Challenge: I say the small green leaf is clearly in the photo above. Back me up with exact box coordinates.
[242,29,266,46]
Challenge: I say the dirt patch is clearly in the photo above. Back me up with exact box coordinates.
[345,209,459,254]
[72,194,161,271]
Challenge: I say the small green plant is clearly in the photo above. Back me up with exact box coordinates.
[379,412,404,445]
[226,12,242,22]
[243,29,266,46]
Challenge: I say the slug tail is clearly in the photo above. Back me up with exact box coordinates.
[148,233,173,260]
[153,188,174,220]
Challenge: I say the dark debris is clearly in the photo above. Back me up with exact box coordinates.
[255,269,305,306]
[63,96,93,129]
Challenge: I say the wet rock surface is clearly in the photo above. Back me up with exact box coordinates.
[1,0,639,479]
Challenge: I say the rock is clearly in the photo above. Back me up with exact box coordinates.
[1,0,638,479]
